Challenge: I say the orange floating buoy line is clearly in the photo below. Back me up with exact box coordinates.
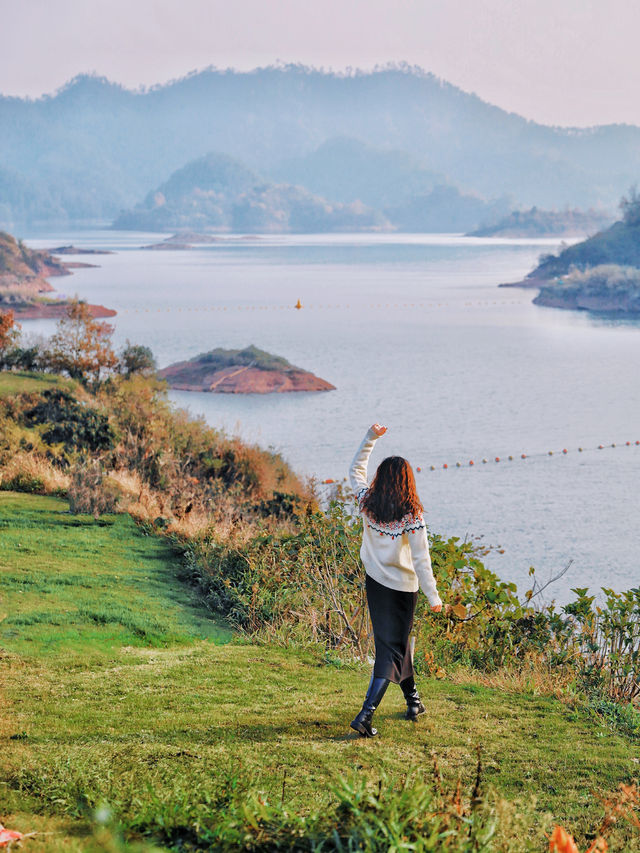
[319,441,638,485]
[121,299,526,314]
[417,439,640,473]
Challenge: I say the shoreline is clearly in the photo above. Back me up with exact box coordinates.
[12,302,117,320]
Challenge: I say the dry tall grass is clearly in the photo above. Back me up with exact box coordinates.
[0,453,70,494]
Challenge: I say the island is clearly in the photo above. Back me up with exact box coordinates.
[468,206,611,238]
[142,233,262,250]
[46,245,113,255]
[158,345,336,393]
[0,230,115,319]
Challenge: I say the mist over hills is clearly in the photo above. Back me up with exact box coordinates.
[1,65,638,229]
[113,149,512,233]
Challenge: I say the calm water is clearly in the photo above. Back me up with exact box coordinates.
[24,230,640,602]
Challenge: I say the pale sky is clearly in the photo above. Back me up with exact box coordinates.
[1,0,639,127]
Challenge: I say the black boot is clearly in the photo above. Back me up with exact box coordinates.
[350,674,390,737]
[400,676,426,721]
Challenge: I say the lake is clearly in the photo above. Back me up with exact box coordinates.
[23,230,640,602]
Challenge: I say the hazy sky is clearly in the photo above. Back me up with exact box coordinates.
[1,0,639,127]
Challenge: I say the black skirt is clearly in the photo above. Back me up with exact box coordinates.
[366,573,418,683]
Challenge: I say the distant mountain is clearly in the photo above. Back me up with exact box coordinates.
[468,206,613,237]
[385,184,510,232]
[1,66,639,227]
[271,137,512,230]
[113,152,389,232]
[271,137,443,209]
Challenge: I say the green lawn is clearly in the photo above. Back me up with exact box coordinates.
[0,370,78,398]
[0,493,638,851]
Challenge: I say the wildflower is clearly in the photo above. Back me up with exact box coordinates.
[549,826,579,853]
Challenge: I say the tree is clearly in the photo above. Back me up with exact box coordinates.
[0,309,21,368]
[119,341,156,378]
[45,299,118,386]
[619,185,640,227]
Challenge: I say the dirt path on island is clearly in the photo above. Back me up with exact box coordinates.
[208,364,252,390]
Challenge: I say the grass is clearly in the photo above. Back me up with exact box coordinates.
[0,493,638,851]
[0,492,230,655]
[0,370,78,398]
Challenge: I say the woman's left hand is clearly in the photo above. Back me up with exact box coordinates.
[430,604,442,613]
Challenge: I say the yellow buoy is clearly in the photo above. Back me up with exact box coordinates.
[295,299,303,310]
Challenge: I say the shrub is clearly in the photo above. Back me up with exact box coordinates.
[182,494,640,706]
[0,451,70,495]
[119,341,156,378]
[620,185,640,227]
[24,388,115,453]
[67,461,121,518]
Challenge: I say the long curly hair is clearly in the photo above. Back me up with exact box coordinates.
[360,456,423,524]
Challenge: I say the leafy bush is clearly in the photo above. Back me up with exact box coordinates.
[119,341,156,378]
[182,501,535,666]
[562,586,640,702]
[182,496,640,704]
[24,388,115,453]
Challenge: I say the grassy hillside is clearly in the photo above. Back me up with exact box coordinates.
[0,231,69,308]
[0,492,230,656]
[1,492,638,851]
[0,231,66,280]
[0,369,78,399]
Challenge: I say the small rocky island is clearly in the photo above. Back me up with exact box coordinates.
[46,245,113,255]
[468,206,611,238]
[158,345,336,393]
[0,231,115,319]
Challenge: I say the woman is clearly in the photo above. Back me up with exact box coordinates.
[349,423,442,737]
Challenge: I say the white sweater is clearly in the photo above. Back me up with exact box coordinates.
[349,428,442,606]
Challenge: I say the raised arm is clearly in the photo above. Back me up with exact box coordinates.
[349,423,386,497]
[407,518,442,609]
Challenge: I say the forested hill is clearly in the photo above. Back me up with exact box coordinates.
[1,66,640,226]
[525,193,640,280]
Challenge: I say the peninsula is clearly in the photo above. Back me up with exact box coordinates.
[533,265,640,314]
[158,345,336,393]
[0,231,115,319]
[500,191,640,314]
